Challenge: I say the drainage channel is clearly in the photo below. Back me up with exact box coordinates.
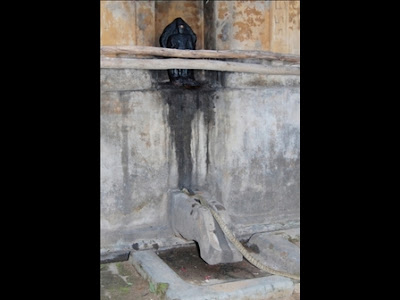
[157,245,270,286]
[131,246,297,300]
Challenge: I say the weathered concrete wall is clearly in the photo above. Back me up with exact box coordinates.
[101,0,300,54]
[101,71,172,251]
[209,0,300,53]
[100,0,203,48]
[270,0,300,54]
[208,82,300,229]
[101,66,300,252]
[208,0,271,50]
[100,1,156,46]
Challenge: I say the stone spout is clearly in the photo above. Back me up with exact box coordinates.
[168,189,242,265]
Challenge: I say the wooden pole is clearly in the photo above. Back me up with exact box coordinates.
[100,46,300,64]
[100,57,300,75]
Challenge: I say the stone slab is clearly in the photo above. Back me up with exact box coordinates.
[247,231,300,276]
[100,250,130,264]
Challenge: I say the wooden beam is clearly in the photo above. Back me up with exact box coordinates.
[100,46,300,64]
[100,57,300,75]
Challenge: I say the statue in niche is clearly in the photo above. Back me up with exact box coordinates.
[159,17,200,88]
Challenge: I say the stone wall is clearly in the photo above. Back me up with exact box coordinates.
[101,66,300,252]
[100,0,300,54]
[100,0,300,253]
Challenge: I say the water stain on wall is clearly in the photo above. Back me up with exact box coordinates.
[161,88,215,190]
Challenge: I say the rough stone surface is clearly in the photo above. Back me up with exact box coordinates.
[212,1,272,50]
[168,189,242,264]
[101,1,300,54]
[206,0,300,54]
[101,89,172,251]
[222,72,300,88]
[101,69,153,91]
[100,250,130,264]
[270,1,300,54]
[101,1,155,46]
[247,231,300,276]
[207,87,300,226]
[100,1,137,46]
[101,69,299,252]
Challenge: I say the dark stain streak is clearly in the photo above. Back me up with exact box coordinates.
[162,87,215,190]
[166,91,197,189]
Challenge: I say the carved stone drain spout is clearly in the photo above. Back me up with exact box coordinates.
[168,189,242,265]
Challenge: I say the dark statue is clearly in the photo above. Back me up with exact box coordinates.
[159,18,200,88]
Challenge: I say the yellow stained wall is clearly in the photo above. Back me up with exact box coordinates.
[214,0,271,50]
[100,1,155,46]
[101,1,137,46]
[214,0,299,54]
[100,0,299,55]
[270,1,300,54]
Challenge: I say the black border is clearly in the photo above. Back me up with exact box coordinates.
[17,1,101,295]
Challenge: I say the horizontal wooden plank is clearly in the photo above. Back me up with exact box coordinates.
[100,57,300,75]
[101,46,300,63]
